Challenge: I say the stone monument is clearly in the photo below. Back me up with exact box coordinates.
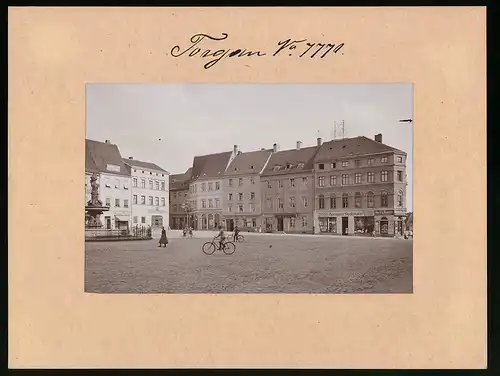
[85,173,109,228]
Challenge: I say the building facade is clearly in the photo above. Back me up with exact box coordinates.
[187,147,237,230]
[221,148,273,231]
[123,157,170,230]
[260,141,321,234]
[313,134,408,236]
[169,168,192,230]
[85,139,132,230]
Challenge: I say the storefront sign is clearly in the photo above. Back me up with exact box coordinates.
[318,211,364,217]
[375,210,394,215]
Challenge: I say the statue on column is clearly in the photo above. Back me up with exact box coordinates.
[88,173,103,206]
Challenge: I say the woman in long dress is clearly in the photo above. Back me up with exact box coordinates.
[159,226,168,247]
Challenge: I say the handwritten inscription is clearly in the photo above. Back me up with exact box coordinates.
[169,33,344,69]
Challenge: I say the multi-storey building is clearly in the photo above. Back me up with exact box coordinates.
[221,148,273,231]
[313,133,408,236]
[169,168,192,230]
[187,146,238,230]
[123,157,170,230]
[85,139,132,230]
[260,140,321,234]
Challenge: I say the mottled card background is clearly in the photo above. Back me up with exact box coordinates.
[8,7,486,369]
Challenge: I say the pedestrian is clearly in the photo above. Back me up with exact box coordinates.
[159,226,168,247]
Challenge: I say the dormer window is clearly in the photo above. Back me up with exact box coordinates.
[298,163,304,168]
[273,165,280,171]
[250,165,254,169]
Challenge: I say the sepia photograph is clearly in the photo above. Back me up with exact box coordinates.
[85,83,413,294]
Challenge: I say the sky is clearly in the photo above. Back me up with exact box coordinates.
[86,83,413,210]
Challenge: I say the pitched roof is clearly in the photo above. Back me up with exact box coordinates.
[123,158,169,174]
[190,151,233,180]
[170,168,192,190]
[261,145,320,177]
[315,136,406,162]
[85,139,130,177]
[224,149,273,177]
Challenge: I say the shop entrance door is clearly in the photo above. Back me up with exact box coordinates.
[277,217,284,231]
[226,219,234,231]
[342,217,348,235]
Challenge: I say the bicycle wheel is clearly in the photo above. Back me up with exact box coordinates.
[223,241,236,255]
[237,234,244,242]
[202,242,216,255]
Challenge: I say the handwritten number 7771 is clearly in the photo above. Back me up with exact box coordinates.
[273,39,344,59]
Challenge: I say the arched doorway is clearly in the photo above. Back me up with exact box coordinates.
[214,214,220,229]
[193,215,198,230]
[201,214,207,230]
[208,214,214,229]
[380,216,389,235]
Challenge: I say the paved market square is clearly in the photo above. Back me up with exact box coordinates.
[85,232,413,294]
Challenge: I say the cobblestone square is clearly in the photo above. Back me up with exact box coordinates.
[85,233,413,293]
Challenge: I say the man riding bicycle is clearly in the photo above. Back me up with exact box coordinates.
[214,226,225,250]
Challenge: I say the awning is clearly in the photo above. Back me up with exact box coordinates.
[115,216,129,221]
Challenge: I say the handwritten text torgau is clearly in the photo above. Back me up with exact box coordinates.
[169,33,344,69]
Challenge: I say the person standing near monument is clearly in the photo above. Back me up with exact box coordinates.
[159,226,168,247]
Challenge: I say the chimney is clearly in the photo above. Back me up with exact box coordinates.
[296,141,302,150]
[374,133,382,143]
[273,143,279,152]
[105,140,110,144]
[128,156,133,159]
[233,145,238,154]
[317,137,323,146]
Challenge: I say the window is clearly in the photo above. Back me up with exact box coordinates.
[202,200,206,208]
[368,172,375,183]
[215,182,220,190]
[397,190,404,207]
[267,198,272,209]
[105,197,111,206]
[238,193,243,201]
[330,162,336,169]
[302,196,308,208]
[397,156,403,163]
[201,183,206,192]
[161,198,165,206]
[141,179,146,188]
[289,197,295,208]
[250,177,255,184]
[368,158,374,165]
[115,198,120,207]
[302,217,307,227]
[290,178,295,187]
[155,197,159,206]
[267,181,272,188]
[381,192,388,207]
[252,218,257,227]
[133,216,138,224]
[250,204,256,212]
[318,176,325,187]
[141,216,146,224]
[133,195,137,204]
[208,182,213,191]
[355,192,362,208]
[149,196,153,205]
[228,193,233,201]
[278,198,284,209]
[342,194,349,208]
[155,181,160,190]
[381,156,388,163]
[239,178,243,186]
[133,178,138,187]
[318,163,325,170]
[367,192,374,208]
[330,175,337,186]
[342,161,349,167]
[355,160,361,167]
[290,217,296,228]
[229,179,233,187]
[173,204,177,212]
[149,180,153,189]
[319,195,325,209]
[397,171,403,182]
[141,195,146,204]
[115,179,120,189]
[124,199,129,208]
[172,192,177,199]
[342,174,349,185]
[238,205,244,212]
[215,198,220,208]
[278,180,283,188]
[298,163,304,169]
[250,192,256,200]
[330,196,336,209]
[208,199,213,208]
[161,181,165,190]
[355,173,362,184]
[381,171,389,182]
[228,205,232,212]
[302,177,308,187]
[105,179,111,188]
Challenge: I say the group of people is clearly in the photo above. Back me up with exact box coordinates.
[158,224,241,249]
[182,226,194,238]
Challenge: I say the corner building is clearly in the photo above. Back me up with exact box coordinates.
[313,134,408,236]
[169,168,192,229]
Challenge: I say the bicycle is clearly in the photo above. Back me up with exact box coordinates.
[230,233,244,242]
[202,237,236,255]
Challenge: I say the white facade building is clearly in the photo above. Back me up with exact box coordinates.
[123,157,170,230]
